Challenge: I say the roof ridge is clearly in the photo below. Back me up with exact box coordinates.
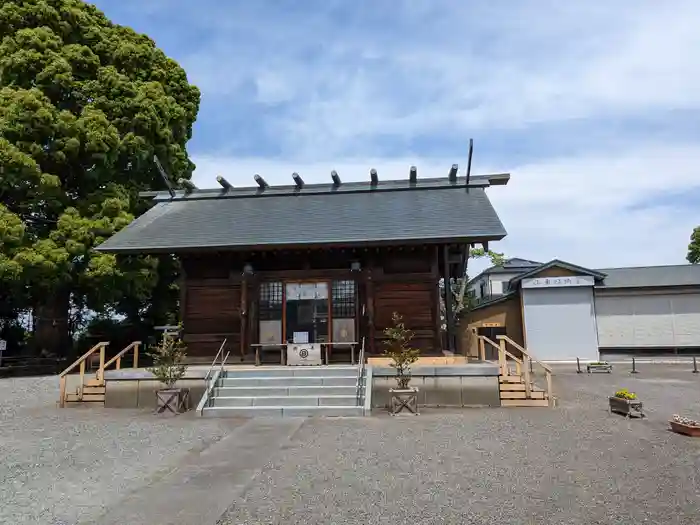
[142,173,510,202]
[597,264,699,270]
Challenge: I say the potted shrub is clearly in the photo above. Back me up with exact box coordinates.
[609,388,644,418]
[670,414,700,437]
[587,361,612,373]
[148,331,189,414]
[383,312,420,415]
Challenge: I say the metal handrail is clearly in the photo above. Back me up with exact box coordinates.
[220,350,230,375]
[205,339,227,382]
[356,337,366,405]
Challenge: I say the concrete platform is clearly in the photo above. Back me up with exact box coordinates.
[104,363,501,410]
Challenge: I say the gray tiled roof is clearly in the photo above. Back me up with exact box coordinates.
[597,265,700,288]
[97,175,508,253]
[484,257,542,275]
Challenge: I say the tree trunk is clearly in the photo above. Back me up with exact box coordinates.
[33,290,71,357]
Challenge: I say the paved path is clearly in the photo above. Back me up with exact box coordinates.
[90,418,305,525]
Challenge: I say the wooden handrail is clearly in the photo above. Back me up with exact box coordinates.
[59,342,109,378]
[496,335,554,407]
[478,335,522,364]
[102,341,141,372]
[496,335,552,373]
[58,341,108,408]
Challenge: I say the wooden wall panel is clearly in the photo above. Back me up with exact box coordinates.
[183,281,241,357]
[373,280,437,354]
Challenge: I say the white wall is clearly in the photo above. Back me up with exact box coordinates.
[595,289,700,348]
[488,272,521,296]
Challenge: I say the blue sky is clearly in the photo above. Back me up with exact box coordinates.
[93,0,700,273]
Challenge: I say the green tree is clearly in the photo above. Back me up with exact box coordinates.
[0,0,200,355]
[687,227,700,264]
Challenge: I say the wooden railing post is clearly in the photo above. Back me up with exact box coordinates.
[59,376,67,408]
[133,343,139,369]
[79,360,86,400]
[498,338,507,376]
[478,338,485,361]
[546,371,553,407]
[522,354,531,398]
[98,343,105,383]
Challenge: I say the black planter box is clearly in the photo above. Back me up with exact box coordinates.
[587,363,612,373]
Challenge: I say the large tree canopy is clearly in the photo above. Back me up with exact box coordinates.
[0,0,200,354]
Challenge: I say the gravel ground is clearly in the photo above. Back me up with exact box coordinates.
[3,366,700,525]
[0,376,243,525]
[219,365,700,525]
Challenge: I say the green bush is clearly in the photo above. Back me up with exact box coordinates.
[383,312,420,389]
[147,332,188,388]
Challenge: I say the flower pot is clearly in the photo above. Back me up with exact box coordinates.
[609,396,644,418]
[670,421,700,437]
[389,387,419,416]
[155,387,190,415]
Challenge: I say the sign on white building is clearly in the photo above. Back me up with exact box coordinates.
[522,275,595,289]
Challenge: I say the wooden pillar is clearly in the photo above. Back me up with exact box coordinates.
[248,278,259,354]
[431,246,441,352]
[366,262,376,355]
[443,244,453,353]
[240,274,248,360]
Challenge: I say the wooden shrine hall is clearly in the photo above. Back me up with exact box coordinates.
[97,165,510,363]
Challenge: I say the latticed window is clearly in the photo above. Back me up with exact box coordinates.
[259,282,283,320]
[331,280,356,318]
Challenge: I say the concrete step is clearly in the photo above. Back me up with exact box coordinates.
[210,395,359,408]
[223,366,358,378]
[217,376,358,387]
[201,405,364,418]
[212,385,360,397]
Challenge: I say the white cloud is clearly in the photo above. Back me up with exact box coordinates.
[170,0,700,271]
[178,0,700,157]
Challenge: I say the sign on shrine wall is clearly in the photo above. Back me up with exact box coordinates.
[521,275,595,289]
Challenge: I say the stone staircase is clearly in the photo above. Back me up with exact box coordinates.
[199,365,367,417]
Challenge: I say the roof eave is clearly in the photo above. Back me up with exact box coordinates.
[96,232,508,255]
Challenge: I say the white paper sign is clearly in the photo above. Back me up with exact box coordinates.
[285,282,329,300]
[0,339,6,352]
[293,331,309,344]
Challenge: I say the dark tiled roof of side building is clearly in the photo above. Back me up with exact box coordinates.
[597,264,700,289]
[97,173,509,253]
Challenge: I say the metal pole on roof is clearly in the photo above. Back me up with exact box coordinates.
[465,138,473,186]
